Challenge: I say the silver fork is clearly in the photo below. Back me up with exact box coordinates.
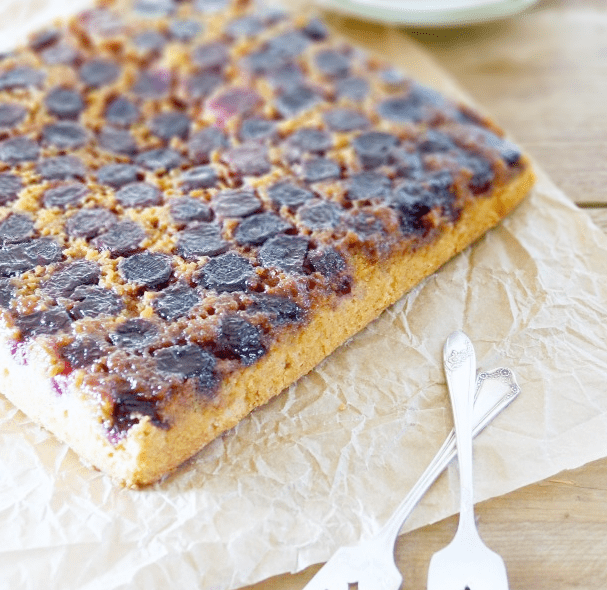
[427,330,510,590]
[303,364,520,590]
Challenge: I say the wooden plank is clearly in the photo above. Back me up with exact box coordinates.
[396,458,607,590]
[403,0,607,206]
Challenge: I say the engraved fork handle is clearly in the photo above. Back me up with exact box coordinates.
[377,363,519,545]
[443,330,479,539]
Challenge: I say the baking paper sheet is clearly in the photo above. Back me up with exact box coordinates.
[3,3,607,590]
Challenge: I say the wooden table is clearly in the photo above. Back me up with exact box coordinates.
[245,1,607,588]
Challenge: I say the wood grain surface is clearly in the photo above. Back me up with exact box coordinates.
[244,1,607,588]
[405,0,607,212]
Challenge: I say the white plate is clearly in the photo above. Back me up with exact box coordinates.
[314,0,539,26]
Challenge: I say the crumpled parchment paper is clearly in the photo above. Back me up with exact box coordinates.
[3,3,607,590]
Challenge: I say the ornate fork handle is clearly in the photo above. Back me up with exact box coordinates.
[376,367,520,544]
